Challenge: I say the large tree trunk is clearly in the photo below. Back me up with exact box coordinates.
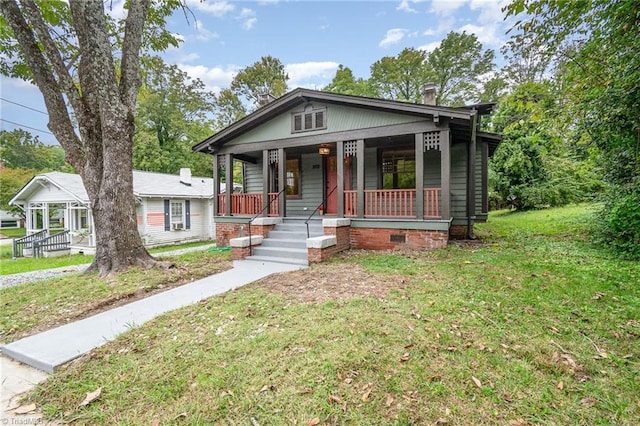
[1,0,169,276]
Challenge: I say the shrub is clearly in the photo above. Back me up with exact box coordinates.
[595,183,640,259]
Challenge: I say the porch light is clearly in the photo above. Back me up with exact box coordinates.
[319,146,330,155]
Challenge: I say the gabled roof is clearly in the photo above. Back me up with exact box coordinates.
[9,170,216,206]
[193,88,495,153]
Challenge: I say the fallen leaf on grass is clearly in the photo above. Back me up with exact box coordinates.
[79,387,101,407]
[14,403,36,414]
[471,376,482,388]
[592,292,605,300]
[151,419,160,426]
[508,420,527,426]
[300,388,314,394]
[400,352,410,362]
[307,418,320,426]
[385,395,394,407]
[435,418,449,424]
[557,381,564,390]
[362,390,371,402]
[580,397,597,407]
[328,395,341,404]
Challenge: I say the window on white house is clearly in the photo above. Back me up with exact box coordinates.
[292,105,327,133]
[170,201,185,230]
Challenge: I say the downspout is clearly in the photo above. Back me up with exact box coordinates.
[467,110,477,239]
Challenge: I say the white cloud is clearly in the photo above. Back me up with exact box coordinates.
[186,0,235,17]
[417,41,441,53]
[195,26,220,41]
[1,76,39,91]
[430,0,468,16]
[469,0,509,25]
[458,23,501,46]
[423,28,436,36]
[379,28,408,48]
[397,0,417,13]
[176,52,200,63]
[239,8,257,30]
[285,61,340,89]
[177,64,239,93]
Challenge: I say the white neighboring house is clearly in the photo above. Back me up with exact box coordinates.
[9,169,218,255]
[0,209,23,229]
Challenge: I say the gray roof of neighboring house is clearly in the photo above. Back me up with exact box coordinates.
[9,170,217,206]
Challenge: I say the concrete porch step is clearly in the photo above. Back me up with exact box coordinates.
[251,246,308,261]
[266,230,319,240]
[245,255,309,267]
[261,238,307,249]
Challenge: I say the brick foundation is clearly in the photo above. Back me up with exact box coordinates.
[323,225,351,252]
[232,246,251,260]
[216,223,275,246]
[449,225,468,239]
[308,245,339,263]
[350,228,448,250]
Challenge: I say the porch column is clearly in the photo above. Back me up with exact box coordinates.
[415,133,425,219]
[481,141,489,214]
[441,129,451,220]
[212,154,220,216]
[337,140,344,217]
[356,139,365,218]
[262,150,269,216]
[467,112,477,238]
[225,153,232,216]
[278,148,286,217]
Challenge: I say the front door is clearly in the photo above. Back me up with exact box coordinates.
[325,156,338,214]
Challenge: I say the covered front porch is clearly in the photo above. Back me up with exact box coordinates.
[213,132,454,223]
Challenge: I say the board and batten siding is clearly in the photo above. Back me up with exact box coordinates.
[142,198,208,247]
[225,103,425,147]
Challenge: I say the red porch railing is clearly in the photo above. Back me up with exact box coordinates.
[344,188,442,218]
[217,192,280,216]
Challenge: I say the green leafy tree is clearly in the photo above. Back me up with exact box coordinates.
[134,56,215,176]
[0,129,67,170]
[490,82,600,209]
[426,31,495,105]
[231,55,289,109]
[369,48,429,102]
[0,166,35,212]
[213,88,247,130]
[0,0,182,275]
[504,0,640,257]
[323,64,374,97]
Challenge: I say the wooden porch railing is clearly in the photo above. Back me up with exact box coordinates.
[217,192,280,216]
[344,188,442,219]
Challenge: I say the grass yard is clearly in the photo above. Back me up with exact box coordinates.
[0,250,232,343]
[17,204,640,424]
[0,227,26,238]
[0,240,215,275]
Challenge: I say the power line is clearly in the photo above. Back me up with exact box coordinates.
[0,118,54,135]
[0,97,48,115]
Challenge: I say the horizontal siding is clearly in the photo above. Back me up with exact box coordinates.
[450,143,467,218]
[227,103,425,146]
[364,147,378,189]
[142,198,209,247]
[424,149,441,188]
[287,153,324,216]
[475,145,484,214]
[244,162,263,193]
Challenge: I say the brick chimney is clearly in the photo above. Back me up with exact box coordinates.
[179,168,192,186]
[422,83,437,106]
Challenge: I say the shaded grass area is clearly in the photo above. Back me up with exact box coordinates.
[0,250,232,343]
[0,240,214,275]
[24,204,640,424]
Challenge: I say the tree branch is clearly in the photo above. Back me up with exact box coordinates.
[0,0,82,163]
[120,0,150,109]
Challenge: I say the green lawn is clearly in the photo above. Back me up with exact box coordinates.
[0,240,215,275]
[0,227,26,238]
[16,204,640,424]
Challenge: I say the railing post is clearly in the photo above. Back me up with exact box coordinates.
[415,133,424,219]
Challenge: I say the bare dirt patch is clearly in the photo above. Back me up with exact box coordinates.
[251,260,408,304]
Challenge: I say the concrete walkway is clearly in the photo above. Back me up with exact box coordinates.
[1,259,303,373]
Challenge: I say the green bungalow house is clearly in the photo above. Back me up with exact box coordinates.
[193,87,501,265]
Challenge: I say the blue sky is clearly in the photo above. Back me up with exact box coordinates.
[0,0,512,145]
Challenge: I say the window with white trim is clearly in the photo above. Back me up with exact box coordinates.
[292,104,327,133]
[170,200,185,230]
